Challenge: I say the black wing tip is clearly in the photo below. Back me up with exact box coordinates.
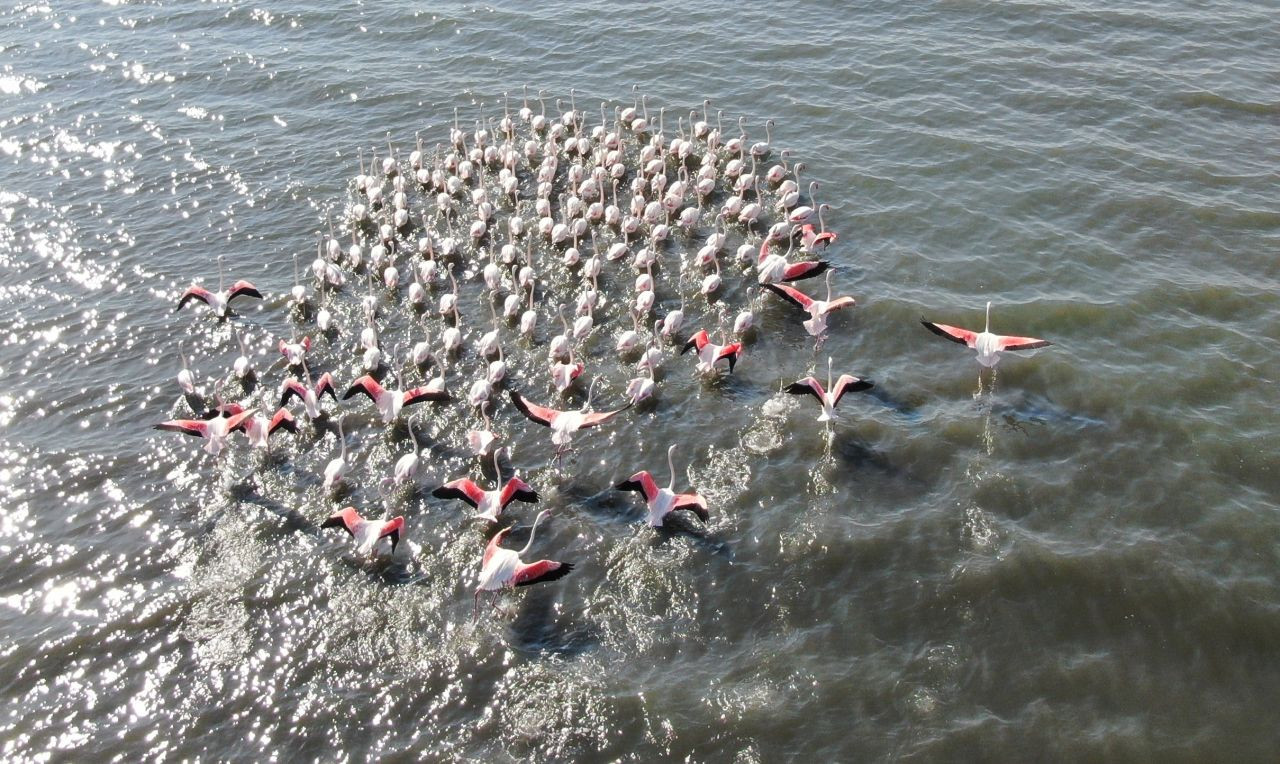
[517,561,575,586]
[783,382,810,395]
[615,479,641,492]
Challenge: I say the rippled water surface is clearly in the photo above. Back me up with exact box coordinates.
[2,1,1278,760]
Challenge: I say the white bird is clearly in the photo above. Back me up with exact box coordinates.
[323,416,351,491]
[615,445,710,528]
[473,508,574,619]
[784,357,874,423]
[921,301,1053,367]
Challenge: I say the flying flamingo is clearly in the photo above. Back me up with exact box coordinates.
[615,444,710,527]
[762,270,856,337]
[343,372,451,423]
[921,301,1052,367]
[153,406,257,456]
[785,357,874,422]
[321,506,405,556]
[237,405,298,449]
[279,363,337,420]
[474,508,574,619]
[432,452,540,523]
[681,329,743,376]
[175,255,263,317]
[508,382,628,455]
[756,237,829,285]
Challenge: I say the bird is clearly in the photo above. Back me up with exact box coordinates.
[431,453,540,523]
[175,255,263,317]
[762,270,856,336]
[322,415,351,491]
[921,301,1052,367]
[278,334,310,368]
[681,329,742,376]
[615,444,709,527]
[755,237,829,285]
[153,407,258,456]
[176,341,197,395]
[343,372,451,423]
[508,383,628,454]
[785,357,874,422]
[392,417,423,484]
[279,363,337,420]
[238,406,298,449]
[321,506,405,556]
[473,508,574,619]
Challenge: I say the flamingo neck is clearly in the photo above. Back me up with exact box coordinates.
[667,445,677,491]
[985,302,991,333]
[519,510,550,556]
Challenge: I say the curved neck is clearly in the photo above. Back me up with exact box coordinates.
[667,445,677,491]
[519,509,551,556]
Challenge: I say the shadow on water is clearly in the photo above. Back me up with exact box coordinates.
[508,590,599,658]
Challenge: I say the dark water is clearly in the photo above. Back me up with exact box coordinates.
[2,1,1278,760]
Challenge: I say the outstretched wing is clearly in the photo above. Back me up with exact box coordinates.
[432,479,486,509]
[513,560,574,587]
[997,334,1052,352]
[508,390,557,427]
[314,372,337,400]
[343,375,383,402]
[671,492,710,522]
[268,408,297,434]
[500,478,540,508]
[781,260,830,282]
[831,375,874,406]
[763,282,814,311]
[680,329,708,356]
[784,377,825,405]
[174,286,211,312]
[615,471,659,502]
[921,320,977,347]
[152,419,207,438]
[402,386,453,406]
[226,280,263,302]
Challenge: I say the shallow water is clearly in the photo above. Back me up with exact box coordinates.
[2,1,1279,760]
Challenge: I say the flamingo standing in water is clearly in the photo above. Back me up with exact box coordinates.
[432,452,540,523]
[785,357,874,423]
[474,508,574,619]
[920,301,1052,367]
[175,255,263,317]
[763,270,856,337]
[323,416,351,491]
[615,444,709,527]
[680,329,742,376]
[508,382,629,455]
[321,506,405,556]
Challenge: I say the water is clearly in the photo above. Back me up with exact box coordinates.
[2,1,1279,760]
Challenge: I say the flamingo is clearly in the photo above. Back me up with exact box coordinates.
[176,342,197,395]
[237,405,298,449]
[921,301,1052,367]
[175,256,263,317]
[785,357,874,422]
[232,329,254,380]
[798,203,837,253]
[756,237,829,285]
[762,271,856,336]
[680,329,743,376]
[625,363,656,406]
[153,407,257,456]
[279,363,337,420]
[550,351,585,394]
[343,372,451,423]
[508,382,628,454]
[474,508,574,619]
[432,452,539,523]
[392,417,423,484]
[323,416,351,491]
[466,414,500,457]
[615,444,709,527]
[321,506,405,556]
[278,334,311,367]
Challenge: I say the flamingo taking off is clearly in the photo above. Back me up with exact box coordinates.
[680,329,742,376]
[153,407,258,456]
[508,383,628,453]
[474,508,574,619]
[343,373,451,423]
[279,365,337,420]
[321,506,405,556]
[921,301,1052,367]
[432,452,540,523]
[175,256,263,317]
[785,357,874,422]
[762,270,856,337]
[615,444,710,527]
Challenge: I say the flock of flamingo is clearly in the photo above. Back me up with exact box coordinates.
[154,87,1051,618]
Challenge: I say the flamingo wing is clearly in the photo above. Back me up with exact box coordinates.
[482,528,512,567]
[500,478,540,508]
[268,408,297,435]
[174,286,212,312]
[579,406,627,429]
[763,282,815,311]
[378,516,405,553]
[615,471,659,502]
[153,419,208,438]
[401,386,453,406]
[513,559,575,587]
[315,373,337,400]
[756,238,772,264]
[997,334,1052,352]
[716,342,743,373]
[680,329,709,356]
[508,390,558,427]
[671,493,710,522]
[432,479,487,509]
[784,377,826,406]
[824,296,857,313]
[223,409,258,433]
[780,260,830,282]
[343,375,383,402]
[831,375,874,406]
[279,379,307,407]
[226,280,263,301]
[320,507,361,537]
[921,320,977,347]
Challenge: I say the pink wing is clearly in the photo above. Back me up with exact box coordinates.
[314,372,337,400]
[499,478,540,508]
[823,296,857,314]
[432,478,487,509]
[680,329,709,356]
[615,471,659,502]
[343,375,384,402]
[279,379,307,407]
[402,386,452,406]
[921,320,977,348]
[580,407,626,429]
[226,280,263,301]
[153,419,208,438]
[483,528,512,567]
[831,375,874,406]
[996,334,1052,352]
[781,260,830,282]
[174,286,212,312]
[268,408,297,434]
[784,376,826,405]
[763,282,815,311]
[671,492,709,522]
[513,559,574,587]
[509,390,558,427]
